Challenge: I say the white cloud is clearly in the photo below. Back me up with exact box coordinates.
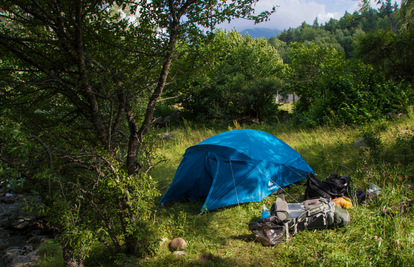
[317,12,338,22]
[216,0,333,31]
[215,0,395,31]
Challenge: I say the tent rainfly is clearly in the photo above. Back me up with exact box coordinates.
[159,129,314,211]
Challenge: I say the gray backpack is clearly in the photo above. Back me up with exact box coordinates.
[270,194,350,241]
[249,195,350,246]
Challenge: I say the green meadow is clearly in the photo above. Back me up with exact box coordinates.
[36,114,414,266]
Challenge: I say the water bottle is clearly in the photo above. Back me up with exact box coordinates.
[261,204,270,219]
[366,183,381,196]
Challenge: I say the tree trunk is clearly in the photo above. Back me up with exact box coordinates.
[125,234,137,255]
[74,0,108,147]
[126,20,180,176]
[62,243,84,267]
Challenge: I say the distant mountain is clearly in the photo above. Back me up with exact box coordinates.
[239,28,283,39]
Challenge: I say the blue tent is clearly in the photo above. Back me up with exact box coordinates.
[160,129,314,211]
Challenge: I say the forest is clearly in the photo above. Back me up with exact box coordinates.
[0,0,414,266]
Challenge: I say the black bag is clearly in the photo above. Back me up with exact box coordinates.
[304,173,353,200]
[248,216,285,246]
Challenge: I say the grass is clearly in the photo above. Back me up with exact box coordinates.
[278,103,295,113]
[34,117,414,266]
[34,240,63,267]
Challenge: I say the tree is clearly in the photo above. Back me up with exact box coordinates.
[287,42,412,127]
[400,0,414,29]
[379,0,393,17]
[268,37,291,63]
[166,30,285,123]
[313,17,319,28]
[359,0,414,29]
[355,28,414,87]
[0,0,275,266]
[287,42,344,112]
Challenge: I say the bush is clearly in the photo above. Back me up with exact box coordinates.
[289,42,413,127]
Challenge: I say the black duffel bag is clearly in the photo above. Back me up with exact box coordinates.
[304,173,354,200]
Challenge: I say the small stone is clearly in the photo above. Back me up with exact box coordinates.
[2,248,22,265]
[22,245,34,253]
[169,237,187,251]
[173,251,186,256]
[159,237,168,246]
[354,139,366,148]
[162,131,176,140]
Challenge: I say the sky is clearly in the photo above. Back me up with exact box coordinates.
[216,0,402,32]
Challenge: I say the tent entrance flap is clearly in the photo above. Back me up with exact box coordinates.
[159,150,218,204]
[202,160,265,211]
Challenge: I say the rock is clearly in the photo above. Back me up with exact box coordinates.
[162,131,176,140]
[2,247,39,267]
[354,139,366,148]
[171,110,182,120]
[159,237,168,246]
[153,110,182,128]
[386,112,396,119]
[153,116,163,123]
[163,115,172,123]
[386,112,407,119]
[22,245,34,253]
[173,251,186,256]
[9,213,42,232]
[169,237,186,251]
[400,130,412,135]
[26,234,49,245]
[0,193,53,265]
[2,247,20,266]
[382,199,413,215]
[1,197,15,204]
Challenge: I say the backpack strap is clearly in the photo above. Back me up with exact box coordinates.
[271,194,290,222]
[285,222,290,241]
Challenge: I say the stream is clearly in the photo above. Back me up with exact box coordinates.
[0,194,55,267]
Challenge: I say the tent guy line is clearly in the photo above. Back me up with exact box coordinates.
[257,166,302,204]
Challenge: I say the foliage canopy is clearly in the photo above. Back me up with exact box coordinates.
[0,0,276,266]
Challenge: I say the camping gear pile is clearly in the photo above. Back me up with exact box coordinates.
[248,173,354,246]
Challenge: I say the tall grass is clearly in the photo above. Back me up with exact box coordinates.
[35,117,414,266]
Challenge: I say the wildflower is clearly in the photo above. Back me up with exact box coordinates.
[382,173,386,176]
[408,184,411,188]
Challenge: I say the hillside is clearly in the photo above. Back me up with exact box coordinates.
[239,27,283,39]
